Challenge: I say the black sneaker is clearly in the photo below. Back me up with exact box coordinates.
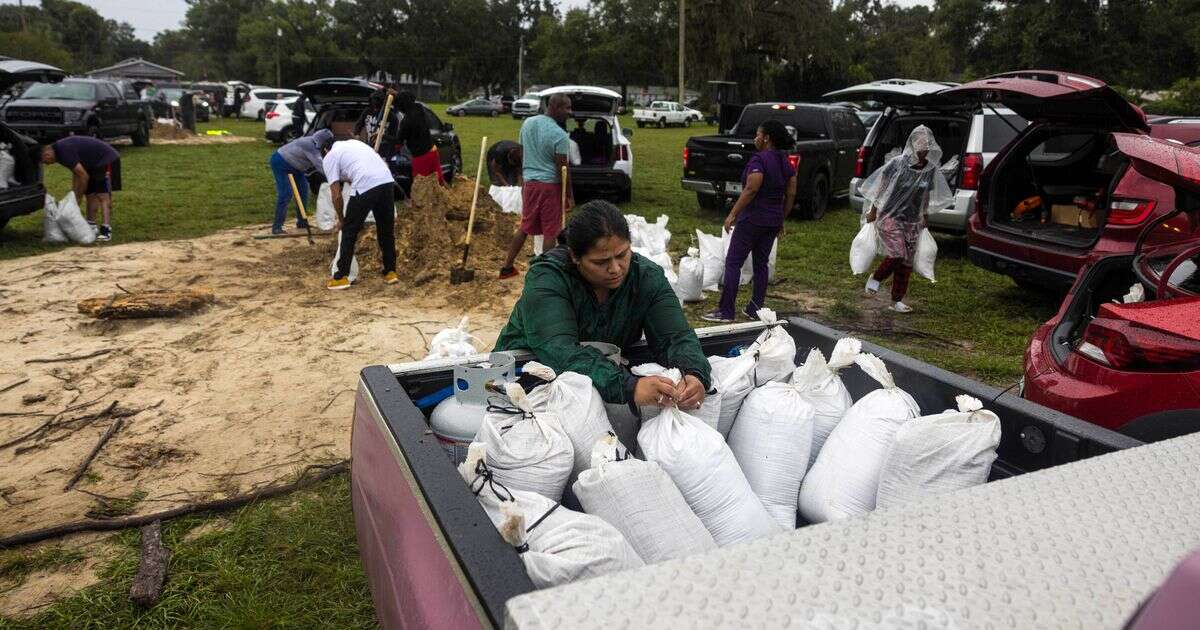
[499,266,518,280]
[97,224,112,242]
[701,311,734,324]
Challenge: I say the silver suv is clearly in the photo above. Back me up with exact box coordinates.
[826,79,1026,233]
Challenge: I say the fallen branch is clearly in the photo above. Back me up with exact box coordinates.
[0,377,29,393]
[129,521,170,607]
[0,391,116,450]
[25,349,114,364]
[320,389,354,414]
[64,417,124,491]
[0,460,349,549]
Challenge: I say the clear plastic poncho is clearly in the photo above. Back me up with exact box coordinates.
[860,126,953,262]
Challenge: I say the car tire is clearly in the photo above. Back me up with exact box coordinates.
[1117,410,1200,443]
[85,122,100,139]
[657,118,666,129]
[131,120,150,147]
[684,118,691,127]
[637,121,645,128]
[512,114,521,120]
[256,110,264,121]
[491,110,498,117]
[696,192,724,211]
[796,172,829,220]
[451,149,463,180]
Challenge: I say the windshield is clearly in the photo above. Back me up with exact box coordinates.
[161,89,184,99]
[733,105,827,140]
[20,82,96,101]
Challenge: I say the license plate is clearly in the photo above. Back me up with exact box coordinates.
[726,182,743,194]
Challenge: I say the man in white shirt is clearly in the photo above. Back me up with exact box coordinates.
[322,138,398,290]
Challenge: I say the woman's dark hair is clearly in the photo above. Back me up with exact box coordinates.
[559,200,631,258]
[759,119,795,151]
[396,90,419,116]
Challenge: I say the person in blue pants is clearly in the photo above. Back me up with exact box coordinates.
[268,129,334,234]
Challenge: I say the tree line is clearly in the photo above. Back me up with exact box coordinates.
[2,0,1198,112]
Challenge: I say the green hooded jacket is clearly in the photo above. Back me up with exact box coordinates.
[494,248,712,404]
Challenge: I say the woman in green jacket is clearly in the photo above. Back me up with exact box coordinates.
[495,200,711,415]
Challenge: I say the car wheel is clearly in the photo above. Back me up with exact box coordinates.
[491,110,498,117]
[457,110,466,117]
[657,118,666,129]
[697,192,724,211]
[131,120,150,147]
[256,110,264,121]
[512,114,521,119]
[796,172,829,220]
[452,149,463,180]
[86,123,100,138]
[637,121,645,128]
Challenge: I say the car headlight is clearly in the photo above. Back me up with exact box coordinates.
[63,110,82,122]
[171,100,180,108]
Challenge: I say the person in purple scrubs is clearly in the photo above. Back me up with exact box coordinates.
[703,119,797,323]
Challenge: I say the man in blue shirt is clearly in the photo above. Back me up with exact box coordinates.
[499,93,573,279]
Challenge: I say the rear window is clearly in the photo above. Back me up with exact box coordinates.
[982,114,1028,152]
[734,106,828,140]
[1028,133,1098,162]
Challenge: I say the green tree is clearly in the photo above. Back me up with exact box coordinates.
[0,29,74,70]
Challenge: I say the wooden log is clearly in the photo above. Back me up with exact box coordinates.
[129,520,170,607]
[77,289,215,320]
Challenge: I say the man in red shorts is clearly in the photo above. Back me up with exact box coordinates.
[499,93,573,279]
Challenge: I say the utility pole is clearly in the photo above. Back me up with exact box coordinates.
[518,35,525,96]
[678,0,685,102]
[275,27,282,87]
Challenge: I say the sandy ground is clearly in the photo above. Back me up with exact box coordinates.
[0,178,524,613]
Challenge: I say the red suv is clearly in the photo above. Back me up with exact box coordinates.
[944,71,1192,292]
[1022,133,1200,441]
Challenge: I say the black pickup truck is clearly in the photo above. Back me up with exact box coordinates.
[0,78,153,146]
[681,102,866,219]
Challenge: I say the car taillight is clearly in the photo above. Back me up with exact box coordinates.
[1108,198,1157,226]
[787,154,800,171]
[1077,318,1200,371]
[682,147,689,168]
[960,153,984,190]
[854,145,869,178]
[265,111,279,119]
[243,95,250,102]
[619,145,629,161]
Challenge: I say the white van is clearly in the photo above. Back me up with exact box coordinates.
[538,85,634,203]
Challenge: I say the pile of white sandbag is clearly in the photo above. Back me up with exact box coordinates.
[695,228,778,291]
[41,193,96,245]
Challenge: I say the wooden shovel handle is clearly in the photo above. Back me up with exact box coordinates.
[464,136,488,248]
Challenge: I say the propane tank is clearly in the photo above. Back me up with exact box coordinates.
[430,352,516,464]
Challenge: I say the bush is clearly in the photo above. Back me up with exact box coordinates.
[1142,77,1200,116]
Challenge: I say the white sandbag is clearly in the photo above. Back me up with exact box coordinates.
[41,194,68,244]
[424,316,480,360]
[727,382,815,529]
[708,352,757,437]
[461,444,642,588]
[876,395,1001,509]
[791,338,861,469]
[0,143,18,189]
[56,193,96,245]
[315,183,339,231]
[639,405,780,546]
[522,362,614,481]
[329,230,359,283]
[489,185,522,214]
[572,432,716,563]
[674,247,704,302]
[474,383,574,500]
[798,354,920,523]
[745,308,796,386]
[696,229,724,292]
[914,228,938,283]
[626,214,671,254]
[1123,283,1145,304]
[634,247,676,284]
[849,221,879,275]
[628,364,721,431]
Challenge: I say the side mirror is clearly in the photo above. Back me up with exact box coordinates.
[443,123,454,132]
[623,127,633,138]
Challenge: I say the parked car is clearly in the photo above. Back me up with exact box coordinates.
[223,80,250,117]
[539,85,633,203]
[510,92,541,118]
[498,94,514,113]
[825,79,1028,234]
[1149,118,1200,146]
[682,102,866,219]
[240,87,300,120]
[350,317,1145,628]
[940,70,1195,293]
[298,77,462,195]
[632,101,702,128]
[153,87,211,122]
[447,98,501,117]
[0,59,65,233]
[0,77,152,146]
[264,99,313,143]
[1023,133,1200,441]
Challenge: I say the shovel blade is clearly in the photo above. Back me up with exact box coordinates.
[450,267,475,284]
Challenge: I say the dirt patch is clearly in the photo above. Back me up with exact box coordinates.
[0,534,118,618]
[150,121,193,140]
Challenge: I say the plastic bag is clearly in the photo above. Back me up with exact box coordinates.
[461,444,642,588]
[798,354,920,523]
[674,247,704,303]
[914,228,938,283]
[876,395,1001,509]
[0,143,18,189]
[696,229,724,292]
[425,316,480,360]
[790,338,861,469]
[638,405,780,546]
[745,308,796,386]
[1122,283,1145,304]
[727,381,815,529]
[329,231,359,284]
[42,194,68,244]
[56,193,96,245]
[315,183,339,231]
[522,362,615,481]
[488,185,523,214]
[572,432,716,563]
[629,365,721,431]
[849,222,879,275]
[474,382,574,500]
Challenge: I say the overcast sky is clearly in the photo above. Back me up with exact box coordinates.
[1,0,932,40]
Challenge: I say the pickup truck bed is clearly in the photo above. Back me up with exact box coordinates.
[350,318,1147,629]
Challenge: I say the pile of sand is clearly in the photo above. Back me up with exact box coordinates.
[149,122,193,140]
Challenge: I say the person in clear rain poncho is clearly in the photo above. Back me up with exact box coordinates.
[860,125,952,313]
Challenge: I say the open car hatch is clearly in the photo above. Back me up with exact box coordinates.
[942,71,1148,132]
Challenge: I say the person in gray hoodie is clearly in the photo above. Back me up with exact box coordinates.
[269,129,334,234]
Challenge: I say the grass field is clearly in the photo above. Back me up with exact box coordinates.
[0,107,1055,627]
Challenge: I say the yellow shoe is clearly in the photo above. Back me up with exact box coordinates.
[384,271,399,285]
[326,277,351,290]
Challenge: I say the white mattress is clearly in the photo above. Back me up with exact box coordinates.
[505,432,1200,629]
